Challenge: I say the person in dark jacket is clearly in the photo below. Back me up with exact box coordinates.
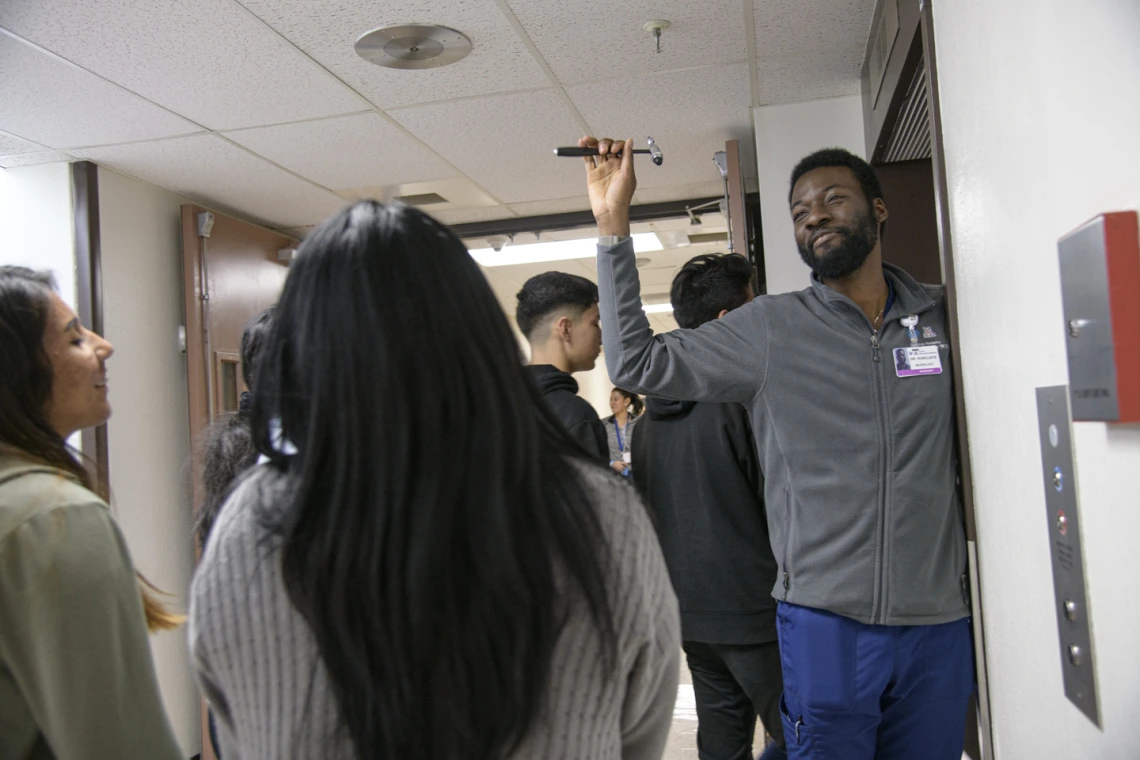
[516,272,607,461]
[633,253,785,760]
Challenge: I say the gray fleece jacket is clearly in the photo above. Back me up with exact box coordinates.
[598,237,969,626]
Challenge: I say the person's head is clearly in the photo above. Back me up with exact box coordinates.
[240,307,274,392]
[251,201,614,758]
[788,148,889,281]
[609,387,644,418]
[515,272,602,373]
[0,266,180,632]
[670,253,755,329]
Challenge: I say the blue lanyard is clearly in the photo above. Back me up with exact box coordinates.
[615,419,627,452]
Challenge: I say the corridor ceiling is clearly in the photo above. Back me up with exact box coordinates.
[0,0,876,237]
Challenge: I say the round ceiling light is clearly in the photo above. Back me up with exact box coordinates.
[355,24,472,70]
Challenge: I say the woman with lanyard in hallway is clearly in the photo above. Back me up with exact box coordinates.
[604,387,642,477]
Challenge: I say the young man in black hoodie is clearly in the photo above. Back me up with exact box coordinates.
[516,271,609,462]
[633,253,786,760]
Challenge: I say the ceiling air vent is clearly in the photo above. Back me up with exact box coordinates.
[396,192,449,206]
[687,232,729,245]
[882,57,932,163]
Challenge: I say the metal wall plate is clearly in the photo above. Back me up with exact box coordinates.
[355,25,472,70]
[1035,385,1100,727]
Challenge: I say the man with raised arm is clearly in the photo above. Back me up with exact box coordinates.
[581,136,972,760]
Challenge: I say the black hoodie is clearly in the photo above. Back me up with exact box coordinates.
[632,397,777,644]
[526,364,609,462]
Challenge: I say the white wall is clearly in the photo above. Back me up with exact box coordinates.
[97,167,200,756]
[0,163,76,308]
[934,1,1140,756]
[751,96,866,295]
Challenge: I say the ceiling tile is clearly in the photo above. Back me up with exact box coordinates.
[237,0,550,109]
[753,0,875,104]
[509,196,592,217]
[635,180,726,204]
[0,34,201,148]
[0,150,73,168]
[391,90,587,203]
[0,0,369,130]
[0,128,47,156]
[567,64,755,191]
[508,0,748,84]
[224,113,456,190]
[429,205,517,225]
[73,135,348,228]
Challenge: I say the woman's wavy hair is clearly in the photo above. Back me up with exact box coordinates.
[610,387,644,417]
[0,266,181,631]
[250,201,617,759]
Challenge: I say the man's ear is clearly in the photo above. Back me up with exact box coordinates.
[554,315,573,342]
[716,309,730,320]
[874,197,889,225]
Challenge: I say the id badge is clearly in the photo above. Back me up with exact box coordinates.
[893,345,943,377]
[622,451,632,464]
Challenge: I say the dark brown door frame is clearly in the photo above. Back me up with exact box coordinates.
[920,2,995,757]
[71,161,110,491]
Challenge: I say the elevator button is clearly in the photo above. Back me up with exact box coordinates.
[1053,466,1064,491]
[1068,644,1083,666]
[1064,600,1079,621]
[1057,510,1068,535]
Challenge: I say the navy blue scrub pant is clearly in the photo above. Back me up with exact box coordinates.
[776,602,974,760]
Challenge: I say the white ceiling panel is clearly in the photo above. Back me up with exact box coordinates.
[391,89,587,203]
[0,0,368,130]
[753,0,875,104]
[509,196,592,217]
[0,150,73,168]
[73,135,349,228]
[0,128,47,156]
[428,205,517,225]
[567,64,754,191]
[238,0,550,109]
[508,0,747,84]
[224,113,456,190]
[0,33,201,149]
[635,180,727,204]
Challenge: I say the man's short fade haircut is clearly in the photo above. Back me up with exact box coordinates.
[516,271,599,340]
[670,253,753,330]
[788,147,884,208]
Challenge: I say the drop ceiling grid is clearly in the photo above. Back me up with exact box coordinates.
[72,134,349,228]
[0,150,75,169]
[634,180,727,204]
[223,113,457,190]
[567,63,755,191]
[0,0,369,130]
[752,0,876,104]
[0,128,46,155]
[505,0,749,84]
[235,0,551,109]
[0,33,202,149]
[390,89,591,204]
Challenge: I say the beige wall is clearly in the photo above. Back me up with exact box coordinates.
[935,0,1140,755]
[97,166,200,756]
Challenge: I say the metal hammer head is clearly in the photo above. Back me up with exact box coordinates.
[647,136,664,166]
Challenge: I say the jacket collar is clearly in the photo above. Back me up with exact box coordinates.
[809,262,936,319]
[0,452,81,488]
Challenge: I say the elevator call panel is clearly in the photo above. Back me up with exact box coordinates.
[1057,211,1140,423]
[1036,386,1099,727]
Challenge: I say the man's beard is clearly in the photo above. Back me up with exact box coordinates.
[797,210,880,279]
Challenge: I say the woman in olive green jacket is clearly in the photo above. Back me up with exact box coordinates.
[0,266,183,759]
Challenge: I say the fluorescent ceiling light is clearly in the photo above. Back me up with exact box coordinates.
[471,232,662,267]
[642,303,674,314]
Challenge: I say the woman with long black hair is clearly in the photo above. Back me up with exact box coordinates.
[0,266,183,759]
[189,201,680,760]
[604,386,644,476]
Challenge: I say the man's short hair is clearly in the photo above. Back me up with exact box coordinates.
[788,147,884,208]
[670,253,753,330]
[516,271,599,340]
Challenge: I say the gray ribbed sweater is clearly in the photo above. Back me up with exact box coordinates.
[189,463,680,759]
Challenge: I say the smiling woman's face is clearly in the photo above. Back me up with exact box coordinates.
[41,293,115,437]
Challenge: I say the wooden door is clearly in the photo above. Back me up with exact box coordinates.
[180,205,292,760]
